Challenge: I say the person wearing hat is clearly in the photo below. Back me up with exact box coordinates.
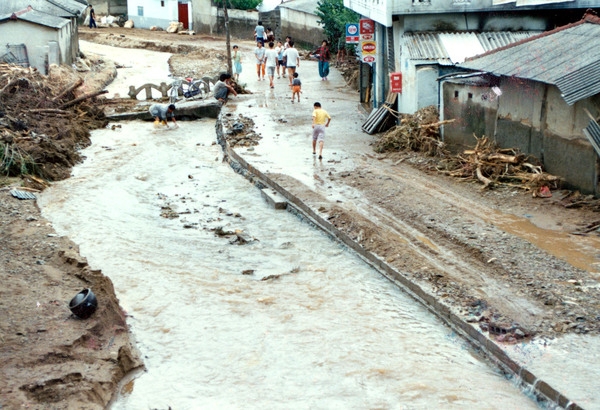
[149,103,178,128]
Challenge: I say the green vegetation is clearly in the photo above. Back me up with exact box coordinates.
[0,143,39,177]
[315,0,360,51]
[214,0,262,10]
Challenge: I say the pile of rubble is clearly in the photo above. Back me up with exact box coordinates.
[374,105,448,157]
[221,114,261,148]
[0,64,107,184]
[438,134,561,193]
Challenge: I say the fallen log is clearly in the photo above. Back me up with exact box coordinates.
[0,77,26,94]
[580,220,600,233]
[419,119,455,128]
[52,78,83,102]
[522,162,542,174]
[27,108,70,115]
[59,90,108,109]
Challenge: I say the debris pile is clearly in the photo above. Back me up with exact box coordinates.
[374,106,561,192]
[221,114,261,148]
[373,105,449,157]
[439,134,561,191]
[0,64,108,183]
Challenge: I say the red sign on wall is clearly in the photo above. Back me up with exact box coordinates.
[359,19,375,35]
[390,72,402,93]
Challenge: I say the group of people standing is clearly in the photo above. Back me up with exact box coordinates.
[152,22,333,160]
[252,37,300,88]
[250,23,333,158]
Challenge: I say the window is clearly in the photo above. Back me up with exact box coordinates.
[137,6,143,16]
[468,92,473,99]
[161,1,165,6]
[454,91,459,98]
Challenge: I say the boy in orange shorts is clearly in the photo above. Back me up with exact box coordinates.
[291,72,301,103]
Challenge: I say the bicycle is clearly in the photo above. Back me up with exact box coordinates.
[169,77,210,103]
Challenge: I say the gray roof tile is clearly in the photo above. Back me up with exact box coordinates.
[458,13,600,105]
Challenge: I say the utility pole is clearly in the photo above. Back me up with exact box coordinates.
[223,0,232,74]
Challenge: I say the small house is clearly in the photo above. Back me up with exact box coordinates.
[0,7,71,73]
[441,12,600,194]
[0,0,87,72]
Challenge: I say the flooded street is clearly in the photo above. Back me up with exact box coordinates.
[38,120,540,408]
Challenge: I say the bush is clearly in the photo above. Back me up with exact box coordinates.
[214,0,262,10]
[315,0,360,51]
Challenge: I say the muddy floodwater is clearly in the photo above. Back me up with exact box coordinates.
[39,121,540,409]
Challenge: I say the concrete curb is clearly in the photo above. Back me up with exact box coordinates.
[215,112,582,410]
[106,99,221,121]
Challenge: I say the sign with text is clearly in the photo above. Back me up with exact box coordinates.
[359,18,375,41]
[390,72,402,93]
[361,40,376,63]
[345,23,359,43]
[359,18,375,35]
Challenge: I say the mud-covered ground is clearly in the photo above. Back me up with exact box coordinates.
[1,26,600,408]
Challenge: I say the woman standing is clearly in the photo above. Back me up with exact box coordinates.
[311,40,332,81]
[232,45,242,82]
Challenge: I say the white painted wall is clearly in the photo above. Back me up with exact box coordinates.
[416,66,439,109]
[191,0,214,33]
[279,8,323,47]
[344,0,392,27]
[127,0,178,29]
[279,8,321,30]
[0,20,70,74]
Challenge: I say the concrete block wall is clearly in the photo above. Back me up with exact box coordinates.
[441,81,499,152]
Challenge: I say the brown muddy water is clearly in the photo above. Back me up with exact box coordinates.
[37,120,543,409]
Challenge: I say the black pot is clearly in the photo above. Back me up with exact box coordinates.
[69,288,98,319]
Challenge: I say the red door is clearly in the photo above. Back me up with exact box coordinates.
[178,2,189,29]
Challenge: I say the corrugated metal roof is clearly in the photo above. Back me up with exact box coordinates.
[404,31,539,65]
[10,189,37,200]
[458,13,600,105]
[583,119,600,158]
[440,33,485,64]
[0,0,85,17]
[0,8,69,29]
[405,32,452,65]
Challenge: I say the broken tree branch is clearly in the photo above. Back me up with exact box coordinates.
[59,90,108,109]
[476,165,493,188]
[52,78,84,102]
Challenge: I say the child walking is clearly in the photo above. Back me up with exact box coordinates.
[311,102,331,159]
[232,45,242,82]
[254,41,266,81]
[291,72,301,103]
